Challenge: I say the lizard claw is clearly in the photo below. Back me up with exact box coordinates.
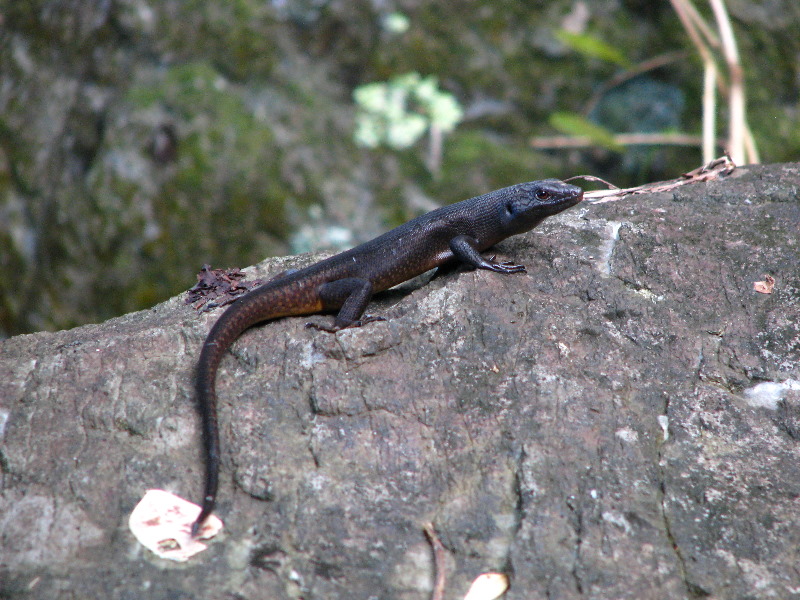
[305,320,338,332]
[489,261,527,274]
[356,314,387,326]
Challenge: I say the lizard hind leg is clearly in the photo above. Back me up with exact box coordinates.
[308,277,377,331]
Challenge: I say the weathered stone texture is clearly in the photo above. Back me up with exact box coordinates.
[1,163,799,599]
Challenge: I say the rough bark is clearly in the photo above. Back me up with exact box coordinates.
[1,163,799,599]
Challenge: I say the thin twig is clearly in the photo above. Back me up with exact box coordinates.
[671,0,727,164]
[574,154,735,204]
[669,0,720,73]
[674,0,722,49]
[424,523,447,600]
[670,0,758,164]
[744,126,760,163]
[702,60,717,162]
[427,124,443,177]
[709,0,746,165]
[531,132,708,150]
[541,0,758,164]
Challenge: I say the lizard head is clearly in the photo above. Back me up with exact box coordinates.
[500,179,584,234]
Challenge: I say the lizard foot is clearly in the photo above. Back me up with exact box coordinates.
[488,260,527,274]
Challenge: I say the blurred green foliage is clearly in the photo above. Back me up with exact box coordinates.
[549,112,623,152]
[555,30,633,68]
[354,73,463,150]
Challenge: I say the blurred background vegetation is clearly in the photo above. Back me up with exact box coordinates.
[1,0,798,337]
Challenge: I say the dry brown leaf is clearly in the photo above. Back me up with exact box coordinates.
[753,274,775,294]
[186,264,264,312]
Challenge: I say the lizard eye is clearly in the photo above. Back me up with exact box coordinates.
[504,200,514,215]
[535,189,551,201]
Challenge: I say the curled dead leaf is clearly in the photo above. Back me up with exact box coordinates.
[753,274,775,294]
[186,264,264,311]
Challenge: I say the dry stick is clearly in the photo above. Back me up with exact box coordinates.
[708,0,759,164]
[424,523,447,600]
[670,0,724,163]
[427,123,443,177]
[702,60,717,163]
[567,154,735,204]
[531,132,706,150]
[743,124,760,164]
[709,0,745,165]
[669,0,723,81]
[674,0,721,49]
[671,0,759,164]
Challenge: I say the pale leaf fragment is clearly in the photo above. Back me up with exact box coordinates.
[463,572,510,600]
[128,489,223,561]
[753,274,775,294]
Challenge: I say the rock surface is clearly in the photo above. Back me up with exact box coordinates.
[1,163,799,599]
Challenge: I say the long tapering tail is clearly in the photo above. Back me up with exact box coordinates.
[191,338,223,537]
[188,273,328,536]
[190,302,257,537]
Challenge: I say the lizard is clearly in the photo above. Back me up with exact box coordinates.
[191,179,583,536]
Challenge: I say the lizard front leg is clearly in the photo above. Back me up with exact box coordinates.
[449,235,527,274]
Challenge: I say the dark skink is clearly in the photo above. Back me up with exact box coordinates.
[192,179,583,535]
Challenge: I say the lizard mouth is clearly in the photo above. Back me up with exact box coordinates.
[547,186,584,211]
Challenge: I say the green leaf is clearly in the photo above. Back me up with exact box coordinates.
[556,30,632,68]
[549,112,623,152]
